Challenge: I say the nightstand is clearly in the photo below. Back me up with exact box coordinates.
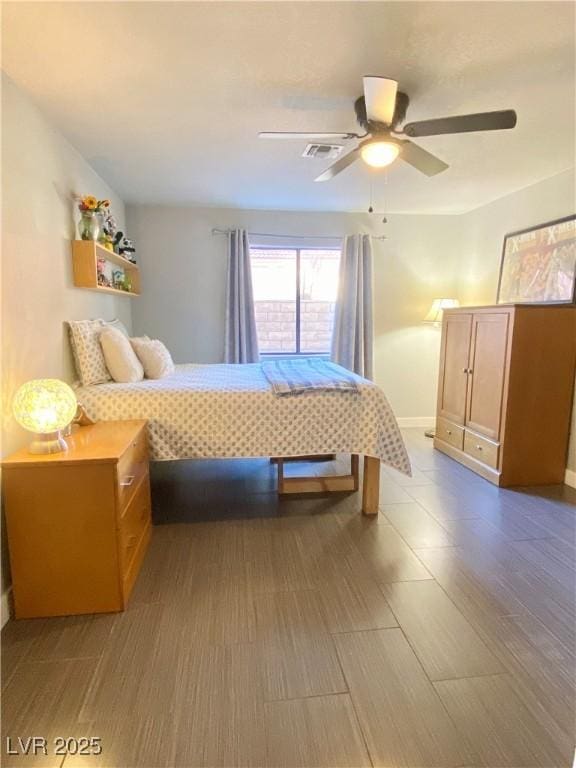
[2,420,151,619]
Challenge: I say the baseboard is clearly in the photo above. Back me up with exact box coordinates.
[565,468,576,489]
[396,416,436,428]
[1,587,12,628]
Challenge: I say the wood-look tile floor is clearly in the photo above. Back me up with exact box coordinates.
[2,429,575,768]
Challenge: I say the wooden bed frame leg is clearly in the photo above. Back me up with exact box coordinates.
[362,456,380,516]
[351,454,359,492]
[277,457,285,495]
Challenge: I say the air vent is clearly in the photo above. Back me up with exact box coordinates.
[302,144,344,159]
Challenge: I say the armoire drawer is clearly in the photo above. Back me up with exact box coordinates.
[464,430,499,469]
[436,418,464,450]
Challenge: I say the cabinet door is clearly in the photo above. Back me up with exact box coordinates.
[465,312,510,440]
[437,313,472,425]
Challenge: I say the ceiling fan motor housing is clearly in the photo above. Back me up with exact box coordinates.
[354,91,410,132]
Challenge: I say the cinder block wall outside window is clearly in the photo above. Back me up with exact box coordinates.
[255,300,335,353]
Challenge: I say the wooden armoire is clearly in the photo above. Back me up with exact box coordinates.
[434,304,576,486]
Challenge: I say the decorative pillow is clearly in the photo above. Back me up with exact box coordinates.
[68,320,111,386]
[131,338,175,379]
[68,326,83,384]
[104,318,130,337]
[100,327,144,383]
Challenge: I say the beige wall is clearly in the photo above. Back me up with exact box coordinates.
[1,76,131,609]
[127,206,463,420]
[1,75,131,454]
[455,168,576,475]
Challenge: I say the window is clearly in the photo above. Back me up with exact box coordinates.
[250,247,341,355]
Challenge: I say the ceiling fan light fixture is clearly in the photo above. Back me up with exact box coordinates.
[360,139,400,168]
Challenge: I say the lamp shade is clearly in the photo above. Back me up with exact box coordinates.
[423,298,460,324]
[13,379,77,434]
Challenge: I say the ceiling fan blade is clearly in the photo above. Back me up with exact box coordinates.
[399,140,449,176]
[363,76,398,125]
[315,147,360,182]
[258,131,358,140]
[403,109,517,138]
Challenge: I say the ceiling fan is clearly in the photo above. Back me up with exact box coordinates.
[259,76,517,182]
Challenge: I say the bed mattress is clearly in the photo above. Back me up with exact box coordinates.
[75,363,411,474]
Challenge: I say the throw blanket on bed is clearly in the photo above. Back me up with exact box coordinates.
[262,358,359,396]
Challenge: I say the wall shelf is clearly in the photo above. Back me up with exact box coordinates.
[72,241,140,297]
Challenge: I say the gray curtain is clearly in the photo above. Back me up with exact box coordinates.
[331,234,374,379]
[224,229,260,363]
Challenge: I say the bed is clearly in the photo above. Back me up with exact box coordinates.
[75,362,411,515]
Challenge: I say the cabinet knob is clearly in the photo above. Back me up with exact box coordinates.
[468,368,473,374]
[476,445,483,451]
[462,368,468,373]
[447,429,452,435]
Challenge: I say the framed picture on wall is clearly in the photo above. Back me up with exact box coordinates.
[497,214,576,304]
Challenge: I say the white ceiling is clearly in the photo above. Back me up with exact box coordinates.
[2,1,575,213]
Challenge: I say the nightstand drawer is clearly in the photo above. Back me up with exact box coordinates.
[122,523,151,602]
[119,474,151,574]
[436,417,464,450]
[464,430,499,469]
[117,428,148,510]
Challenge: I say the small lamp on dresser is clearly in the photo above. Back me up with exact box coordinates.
[423,298,460,437]
[12,378,77,454]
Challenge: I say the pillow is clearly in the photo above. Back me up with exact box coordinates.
[104,318,130,337]
[68,319,111,386]
[100,327,144,383]
[131,338,175,379]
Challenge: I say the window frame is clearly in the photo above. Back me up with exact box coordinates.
[249,245,340,357]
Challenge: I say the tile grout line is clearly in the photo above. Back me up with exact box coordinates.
[330,632,376,768]
[390,618,483,766]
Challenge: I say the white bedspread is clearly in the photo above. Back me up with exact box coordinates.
[75,363,411,474]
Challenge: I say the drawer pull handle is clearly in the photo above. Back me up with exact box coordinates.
[120,475,135,487]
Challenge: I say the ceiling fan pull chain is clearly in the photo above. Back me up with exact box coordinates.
[368,176,374,213]
[382,170,388,223]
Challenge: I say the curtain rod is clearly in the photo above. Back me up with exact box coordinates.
[211,228,387,241]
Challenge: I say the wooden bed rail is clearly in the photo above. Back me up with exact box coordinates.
[275,454,380,516]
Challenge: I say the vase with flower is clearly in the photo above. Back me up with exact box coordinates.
[77,196,111,241]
